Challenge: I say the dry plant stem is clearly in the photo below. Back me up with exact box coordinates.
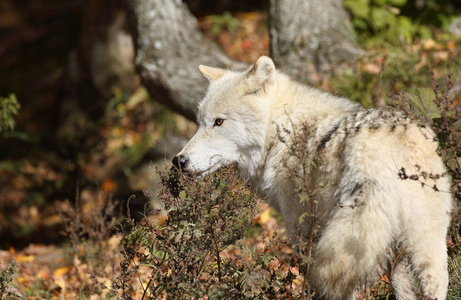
[299,152,335,296]
[301,203,336,296]
[212,232,222,282]
[258,286,271,300]
[141,276,152,300]
[390,247,407,280]
[433,74,461,172]
[197,251,212,280]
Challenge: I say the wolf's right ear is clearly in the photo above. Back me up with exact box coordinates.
[246,56,276,89]
[199,65,229,81]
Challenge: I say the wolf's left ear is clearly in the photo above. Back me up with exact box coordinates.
[199,65,229,81]
[247,56,276,88]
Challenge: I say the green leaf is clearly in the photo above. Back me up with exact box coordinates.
[417,26,433,40]
[389,0,407,6]
[344,0,370,19]
[0,94,20,133]
[417,88,440,119]
[374,0,388,7]
[403,88,440,120]
[352,18,370,30]
[140,263,157,268]
[371,8,395,30]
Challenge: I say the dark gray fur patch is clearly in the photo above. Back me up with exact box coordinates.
[368,123,381,130]
[350,182,363,196]
[317,122,340,152]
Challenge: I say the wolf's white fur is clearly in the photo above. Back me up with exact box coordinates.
[176,56,452,299]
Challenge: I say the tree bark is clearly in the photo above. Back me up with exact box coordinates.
[269,0,364,83]
[126,0,246,121]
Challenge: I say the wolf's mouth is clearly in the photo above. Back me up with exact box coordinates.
[190,160,234,177]
[193,164,221,177]
[174,164,217,178]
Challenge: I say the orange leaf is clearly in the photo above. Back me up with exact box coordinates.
[38,269,51,280]
[446,39,456,51]
[254,208,271,225]
[380,273,390,284]
[15,254,34,263]
[102,179,117,193]
[53,266,69,277]
[450,97,461,109]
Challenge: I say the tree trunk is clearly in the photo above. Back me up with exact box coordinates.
[126,0,246,121]
[269,0,364,83]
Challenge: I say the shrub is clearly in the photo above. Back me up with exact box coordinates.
[344,0,457,45]
[0,260,21,299]
[0,94,20,133]
[95,165,259,299]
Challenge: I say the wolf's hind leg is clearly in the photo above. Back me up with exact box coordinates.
[410,230,449,299]
[389,257,417,300]
[310,179,397,300]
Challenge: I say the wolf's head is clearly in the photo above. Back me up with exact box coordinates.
[173,56,277,177]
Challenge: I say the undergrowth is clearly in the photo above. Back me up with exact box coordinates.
[87,165,312,299]
[0,260,21,299]
[344,0,457,45]
[0,94,20,134]
[330,39,461,107]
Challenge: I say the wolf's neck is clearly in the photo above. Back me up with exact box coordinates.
[244,78,361,200]
[275,77,359,124]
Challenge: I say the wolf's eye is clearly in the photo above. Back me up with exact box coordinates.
[246,89,260,96]
[214,119,224,127]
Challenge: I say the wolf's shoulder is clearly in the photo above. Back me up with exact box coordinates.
[317,107,429,152]
[345,107,419,128]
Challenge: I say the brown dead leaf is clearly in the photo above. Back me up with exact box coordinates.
[432,51,449,63]
[362,63,381,75]
[414,52,428,73]
[423,38,438,50]
[281,245,294,255]
[38,269,51,280]
[268,258,280,271]
[447,39,456,51]
[292,278,302,289]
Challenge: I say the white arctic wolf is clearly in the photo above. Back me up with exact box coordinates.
[173,56,453,299]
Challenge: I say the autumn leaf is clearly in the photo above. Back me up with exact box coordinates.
[53,266,69,277]
[102,179,117,193]
[15,254,34,263]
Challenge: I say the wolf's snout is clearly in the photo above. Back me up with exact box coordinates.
[172,155,188,170]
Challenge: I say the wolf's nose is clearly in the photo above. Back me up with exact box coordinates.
[172,155,188,169]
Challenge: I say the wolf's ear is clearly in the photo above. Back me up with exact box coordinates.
[199,65,229,81]
[247,56,276,89]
